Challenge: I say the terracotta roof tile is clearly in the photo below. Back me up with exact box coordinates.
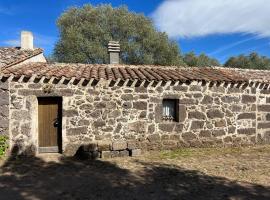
[0,47,43,69]
[3,62,270,84]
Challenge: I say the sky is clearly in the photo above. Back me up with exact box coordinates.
[0,0,270,64]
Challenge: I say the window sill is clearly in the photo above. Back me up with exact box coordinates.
[162,116,178,123]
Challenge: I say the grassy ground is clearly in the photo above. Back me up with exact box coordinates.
[0,145,269,199]
[112,145,270,186]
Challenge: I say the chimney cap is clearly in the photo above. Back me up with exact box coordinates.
[21,31,34,50]
[108,41,120,53]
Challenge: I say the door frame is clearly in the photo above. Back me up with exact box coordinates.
[37,97,63,154]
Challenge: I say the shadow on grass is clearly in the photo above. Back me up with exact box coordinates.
[0,155,269,200]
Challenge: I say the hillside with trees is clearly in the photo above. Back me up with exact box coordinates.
[224,52,270,70]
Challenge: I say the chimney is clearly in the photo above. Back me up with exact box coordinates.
[108,41,120,64]
[21,31,34,50]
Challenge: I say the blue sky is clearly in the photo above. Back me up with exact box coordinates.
[0,0,269,64]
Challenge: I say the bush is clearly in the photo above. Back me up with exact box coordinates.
[0,136,8,158]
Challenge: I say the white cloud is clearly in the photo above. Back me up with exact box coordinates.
[3,39,20,46]
[152,0,270,38]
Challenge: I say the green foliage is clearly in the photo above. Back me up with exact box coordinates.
[183,51,220,67]
[224,52,270,69]
[0,136,8,158]
[54,4,185,66]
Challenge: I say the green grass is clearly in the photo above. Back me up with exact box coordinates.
[0,136,8,159]
[159,145,270,160]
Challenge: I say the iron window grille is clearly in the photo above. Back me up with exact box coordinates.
[162,99,179,122]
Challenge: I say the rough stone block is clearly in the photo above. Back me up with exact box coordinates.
[111,141,127,150]
[135,87,147,93]
[207,109,224,119]
[66,127,88,136]
[260,89,270,95]
[147,134,161,142]
[98,142,111,151]
[162,140,177,148]
[78,120,90,126]
[258,105,270,112]
[221,96,239,103]
[122,102,132,109]
[242,95,256,103]
[57,89,74,96]
[199,130,212,138]
[128,121,147,133]
[173,85,188,92]
[179,98,197,105]
[101,151,111,159]
[193,93,203,98]
[230,105,242,112]
[64,144,81,156]
[63,109,79,117]
[158,123,175,132]
[108,110,121,118]
[190,121,205,130]
[237,128,256,135]
[127,141,140,150]
[224,136,232,143]
[21,123,31,136]
[111,151,120,158]
[258,122,270,129]
[201,95,213,104]
[228,87,242,94]
[133,101,147,110]
[0,94,9,106]
[228,126,236,134]
[262,131,270,143]
[147,124,155,134]
[189,85,201,92]
[237,113,256,120]
[210,86,225,93]
[182,132,197,141]
[188,111,206,120]
[174,124,184,132]
[121,94,133,101]
[93,120,106,128]
[131,149,141,157]
[178,105,187,122]
[119,150,129,157]
[11,110,30,121]
[215,119,226,127]
[0,117,9,128]
[95,102,106,109]
[212,129,226,137]
[82,143,98,152]
[139,111,147,118]
[79,104,93,110]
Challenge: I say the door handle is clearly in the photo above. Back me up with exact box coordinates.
[53,119,59,127]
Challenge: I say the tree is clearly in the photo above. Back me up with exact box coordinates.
[183,51,220,67]
[53,4,185,66]
[224,52,270,69]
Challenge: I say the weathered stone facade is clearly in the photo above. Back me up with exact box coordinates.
[6,79,270,157]
[0,81,9,137]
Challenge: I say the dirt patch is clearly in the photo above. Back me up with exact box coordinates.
[0,145,269,200]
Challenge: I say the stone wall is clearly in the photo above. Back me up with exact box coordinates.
[0,80,9,137]
[8,80,270,156]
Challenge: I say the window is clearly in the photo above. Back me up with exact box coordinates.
[162,99,179,122]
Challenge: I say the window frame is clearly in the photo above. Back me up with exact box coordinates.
[162,98,179,122]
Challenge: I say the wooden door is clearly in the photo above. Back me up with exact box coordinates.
[38,98,62,153]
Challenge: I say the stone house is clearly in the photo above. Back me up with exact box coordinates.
[0,31,270,158]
